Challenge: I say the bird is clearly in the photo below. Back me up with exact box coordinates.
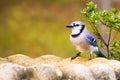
[66,21,106,60]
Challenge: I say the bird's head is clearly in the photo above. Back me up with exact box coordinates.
[66,21,86,34]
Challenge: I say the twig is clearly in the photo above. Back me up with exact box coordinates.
[99,18,113,59]
[107,27,112,59]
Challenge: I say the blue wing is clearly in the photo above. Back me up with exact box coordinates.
[86,33,98,47]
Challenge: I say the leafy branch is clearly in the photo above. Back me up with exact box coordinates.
[81,2,120,59]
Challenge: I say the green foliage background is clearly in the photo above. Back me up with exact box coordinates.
[82,2,120,60]
[0,0,120,58]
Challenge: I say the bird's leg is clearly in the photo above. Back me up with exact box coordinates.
[71,52,81,60]
[89,54,92,60]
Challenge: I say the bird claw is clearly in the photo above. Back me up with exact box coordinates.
[71,52,81,61]
[88,58,92,60]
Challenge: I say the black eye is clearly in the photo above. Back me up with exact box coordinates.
[73,23,79,27]
[75,24,79,26]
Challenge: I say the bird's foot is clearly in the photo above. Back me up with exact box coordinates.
[88,54,92,60]
[71,52,81,61]
[88,58,92,60]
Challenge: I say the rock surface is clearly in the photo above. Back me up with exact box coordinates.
[0,62,32,80]
[61,64,95,80]
[6,54,33,66]
[107,60,120,79]
[89,63,116,80]
[30,54,62,66]
[30,63,62,80]
[0,54,119,80]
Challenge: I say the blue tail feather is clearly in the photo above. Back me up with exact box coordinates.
[97,49,106,58]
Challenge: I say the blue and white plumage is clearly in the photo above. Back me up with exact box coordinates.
[66,21,106,60]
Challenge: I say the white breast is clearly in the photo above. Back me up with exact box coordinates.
[70,33,90,53]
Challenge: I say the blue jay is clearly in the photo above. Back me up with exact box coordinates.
[66,21,106,60]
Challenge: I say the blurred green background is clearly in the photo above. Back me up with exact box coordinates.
[0,0,120,58]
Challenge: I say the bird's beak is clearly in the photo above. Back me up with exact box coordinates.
[66,23,73,28]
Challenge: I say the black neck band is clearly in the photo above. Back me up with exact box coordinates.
[71,25,85,38]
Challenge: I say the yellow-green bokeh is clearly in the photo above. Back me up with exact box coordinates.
[0,0,119,58]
